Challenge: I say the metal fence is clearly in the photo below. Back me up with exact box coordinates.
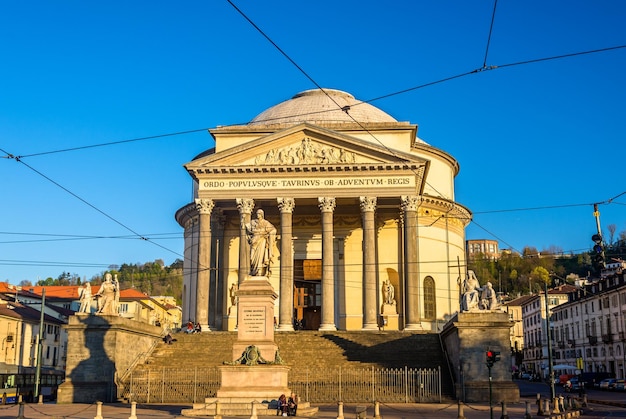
[119,366,441,404]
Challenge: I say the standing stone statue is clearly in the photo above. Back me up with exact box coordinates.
[461,270,482,311]
[382,280,395,305]
[96,273,118,315]
[77,282,92,314]
[228,282,238,315]
[244,209,277,278]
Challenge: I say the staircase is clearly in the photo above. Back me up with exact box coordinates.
[138,330,454,396]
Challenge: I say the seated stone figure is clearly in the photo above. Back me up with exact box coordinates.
[480,281,499,310]
[461,270,482,311]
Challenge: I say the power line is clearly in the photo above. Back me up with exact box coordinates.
[482,0,499,69]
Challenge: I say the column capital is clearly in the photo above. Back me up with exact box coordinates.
[194,198,215,215]
[401,195,420,212]
[277,197,296,213]
[359,196,377,213]
[318,197,336,213]
[236,198,255,215]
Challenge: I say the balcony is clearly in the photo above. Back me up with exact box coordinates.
[567,339,576,348]
[588,335,598,345]
[602,334,613,344]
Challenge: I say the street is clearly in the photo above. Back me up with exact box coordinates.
[515,378,626,417]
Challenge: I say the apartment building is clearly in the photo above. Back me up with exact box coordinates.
[551,274,626,380]
[517,285,576,378]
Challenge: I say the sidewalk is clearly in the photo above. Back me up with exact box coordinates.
[0,398,562,419]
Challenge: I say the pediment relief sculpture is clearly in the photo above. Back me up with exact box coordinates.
[253,137,357,166]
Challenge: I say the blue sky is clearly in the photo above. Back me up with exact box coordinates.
[1,1,625,283]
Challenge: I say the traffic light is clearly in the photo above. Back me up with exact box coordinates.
[486,350,501,367]
[591,234,605,270]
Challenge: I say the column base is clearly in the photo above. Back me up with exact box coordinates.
[362,323,379,331]
[404,323,423,331]
[318,324,337,331]
[277,324,294,332]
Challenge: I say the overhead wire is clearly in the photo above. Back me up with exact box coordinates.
[1,3,624,277]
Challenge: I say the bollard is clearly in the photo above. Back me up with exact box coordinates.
[250,401,258,419]
[552,397,561,414]
[18,394,22,403]
[374,401,381,419]
[559,395,565,412]
[543,398,551,416]
[38,394,43,404]
[524,401,532,419]
[536,396,544,416]
[500,401,509,419]
[129,401,138,419]
[17,402,26,419]
[457,400,466,419]
[336,401,345,419]
[95,401,104,419]
[215,401,222,419]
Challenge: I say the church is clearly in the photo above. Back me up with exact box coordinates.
[175,88,471,332]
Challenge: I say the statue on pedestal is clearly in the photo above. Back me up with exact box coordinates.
[460,270,500,311]
[244,209,277,278]
[382,280,395,305]
[77,282,92,314]
[480,281,499,310]
[461,270,481,312]
[96,273,119,315]
[228,282,238,315]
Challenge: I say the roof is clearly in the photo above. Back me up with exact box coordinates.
[24,285,150,301]
[249,89,398,126]
[505,295,536,307]
[0,301,64,324]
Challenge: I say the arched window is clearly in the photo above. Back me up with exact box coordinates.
[423,276,436,320]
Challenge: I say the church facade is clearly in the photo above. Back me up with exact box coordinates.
[175,89,471,332]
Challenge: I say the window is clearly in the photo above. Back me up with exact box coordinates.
[423,276,436,320]
[119,303,129,313]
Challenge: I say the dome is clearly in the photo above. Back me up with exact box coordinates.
[249,89,397,126]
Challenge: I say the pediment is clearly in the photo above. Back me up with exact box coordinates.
[187,123,427,172]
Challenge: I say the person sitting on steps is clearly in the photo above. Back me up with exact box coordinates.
[277,394,288,416]
[287,392,298,416]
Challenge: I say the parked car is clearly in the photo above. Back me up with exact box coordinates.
[599,378,616,390]
[614,380,626,391]
[520,372,532,380]
[609,379,625,391]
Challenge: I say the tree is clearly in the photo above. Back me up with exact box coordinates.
[607,224,617,245]
[530,266,550,291]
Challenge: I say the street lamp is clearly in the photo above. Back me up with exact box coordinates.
[544,281,556,400]
[34,288,45,399]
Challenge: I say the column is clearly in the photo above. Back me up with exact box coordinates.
[318,197,337,331]
[236,198,255,284]
[360,196,378,330]
[402,195,421,330]
[277,197,295,331]
[195,198,214,331]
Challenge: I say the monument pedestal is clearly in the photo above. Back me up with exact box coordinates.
[231,276,279,361]
[182,275,318,417]
[380,303,399,330]
[441,311,520,403]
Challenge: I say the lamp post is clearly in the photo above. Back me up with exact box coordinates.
[544,281,556,400]
[34,288,45,399]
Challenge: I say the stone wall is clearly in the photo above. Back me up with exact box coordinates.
[57,315,162,403]
[441,311,520,403]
